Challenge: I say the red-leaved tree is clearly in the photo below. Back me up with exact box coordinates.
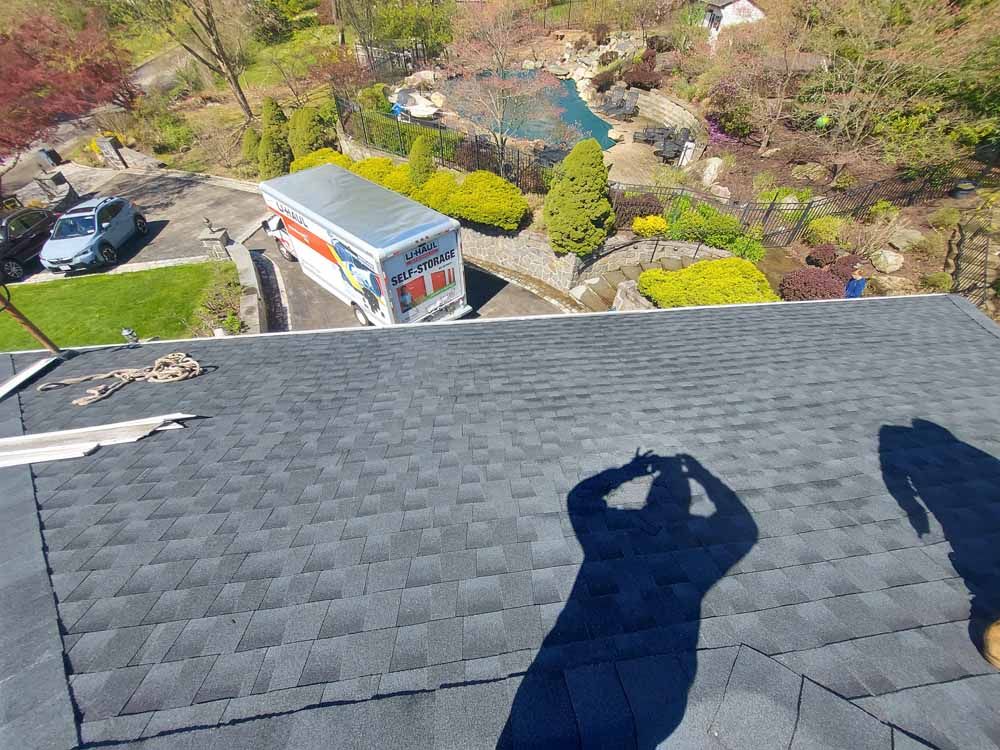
[0,13,136,174]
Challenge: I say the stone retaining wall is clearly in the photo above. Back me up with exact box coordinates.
[228,242,268,334]
[460,228,581,291]
[582,240,728,277]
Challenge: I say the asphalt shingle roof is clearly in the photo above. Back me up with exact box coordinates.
[2,294,1000,749]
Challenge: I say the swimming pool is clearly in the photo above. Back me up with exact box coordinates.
[441,74,614,150]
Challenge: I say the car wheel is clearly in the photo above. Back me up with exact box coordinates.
[99,244,117,266]
[134,215,148,236]
[1,259,24,282]
[277,240,297,262]
[352,303,371,326]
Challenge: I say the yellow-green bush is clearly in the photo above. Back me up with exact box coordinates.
[382,163,415,196]
[289,148,353,173]
[802,215,845,246]
[921,271,953,292]
[412,172,459,213]
[637,258,779,309]
[632,215,669,237]
[349,157,395,185]
[445,171,529,231]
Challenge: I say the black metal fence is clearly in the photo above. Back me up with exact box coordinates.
[336,96,554,194]
[354,41,429,78]
[610,159,1000,247]
[952,225,992,308]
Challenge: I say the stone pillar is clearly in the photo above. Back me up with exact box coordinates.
[198,226,231,260]
[94,137,128,169]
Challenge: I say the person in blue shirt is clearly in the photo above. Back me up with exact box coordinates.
[845,265,867,298]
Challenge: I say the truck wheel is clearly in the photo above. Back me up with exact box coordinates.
[352,303,370,326]
[277,240,297,262]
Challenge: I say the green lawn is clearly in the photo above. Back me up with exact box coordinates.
[0,263,236,352]
[240,26,344,89]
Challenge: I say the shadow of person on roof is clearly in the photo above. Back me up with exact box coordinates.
[500,451,757,749]
[880,419,1000,659]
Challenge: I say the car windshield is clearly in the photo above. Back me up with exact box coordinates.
[52,215,95,239]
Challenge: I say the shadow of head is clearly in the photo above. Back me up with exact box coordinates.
[569,450,720,523]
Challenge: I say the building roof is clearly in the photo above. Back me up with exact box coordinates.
[260,164,458,259]
[2,295,1000,749]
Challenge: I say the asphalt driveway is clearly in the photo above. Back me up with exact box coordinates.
[100,172,268,261]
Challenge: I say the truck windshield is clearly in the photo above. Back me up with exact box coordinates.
[52,215,95,239]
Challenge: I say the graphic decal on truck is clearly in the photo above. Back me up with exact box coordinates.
[331,241,383,315]
[383,233,462,323]
[265,200,389,320]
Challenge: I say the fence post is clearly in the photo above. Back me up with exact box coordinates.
[395,117,405,156]
[788,203,813,245]
[474,135,481,171]
[359,107,370,146]
[438,127,445,165]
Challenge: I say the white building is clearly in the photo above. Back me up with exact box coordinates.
[703,0,766,40]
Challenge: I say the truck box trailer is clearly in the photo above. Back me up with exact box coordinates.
[259,164,471,327]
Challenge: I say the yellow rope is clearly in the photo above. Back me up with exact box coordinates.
[37,352,204,406]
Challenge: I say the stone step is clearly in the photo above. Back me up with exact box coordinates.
[603,269,627,288]
[570,284,610,312]
[621,265,643,281]
[587,277,617,304]
[660,256,684,271]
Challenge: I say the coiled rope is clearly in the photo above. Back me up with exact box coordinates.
[37,352,203,406]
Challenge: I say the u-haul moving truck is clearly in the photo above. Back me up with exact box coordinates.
[259,164,472,327]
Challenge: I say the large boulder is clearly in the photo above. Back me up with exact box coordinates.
[869,274,917,296]
[888,227,924,252]
[612,280,655,312]
[700,157,725,188]
[871,248,904,274]
[403,70,436,88]
[428,92,446,108]
[709,184,732,201]
[548,64,571,77]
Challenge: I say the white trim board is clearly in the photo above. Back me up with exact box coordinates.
[0,413,197,468]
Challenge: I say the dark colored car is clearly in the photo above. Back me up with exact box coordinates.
[0,207,56,281]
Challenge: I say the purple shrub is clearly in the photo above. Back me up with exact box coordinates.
[829,254,866,282]
[779,267,844,301]
[806,244,838,267]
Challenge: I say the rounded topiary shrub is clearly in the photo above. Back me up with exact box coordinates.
[290,148,353,173]
[632,215,668,237]
[412,172,459,213]
[779,267,844,301]
[544,139,615,256]
[801,216,845,246]
[241,128,260,165]
[806,244,838,267]
[828,253,866,282]
[637,258,779,309]
[407,135,435,188]
[258,97,292,179]
[288,106,327,160]
[446,171,529,231]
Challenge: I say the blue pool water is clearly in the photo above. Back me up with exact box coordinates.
[442,75,614,150]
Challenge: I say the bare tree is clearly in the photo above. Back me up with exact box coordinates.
[721,0,814,153]
[448,0,571,151]
[118,0,254,120]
